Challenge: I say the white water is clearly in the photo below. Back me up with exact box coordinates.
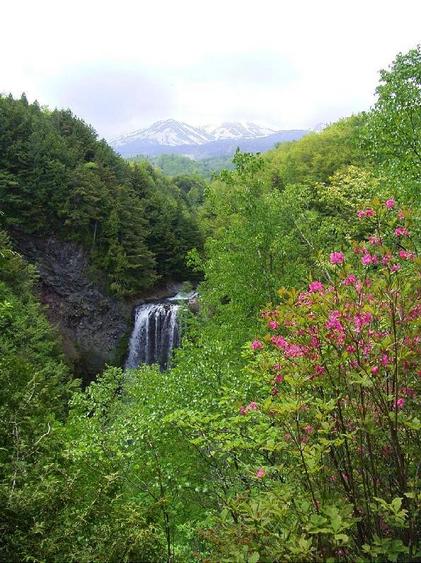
[125,302,180,370]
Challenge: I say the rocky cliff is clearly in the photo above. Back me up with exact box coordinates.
[13,234,130,383]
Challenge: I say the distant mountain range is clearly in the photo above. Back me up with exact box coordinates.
[111,119,310,159]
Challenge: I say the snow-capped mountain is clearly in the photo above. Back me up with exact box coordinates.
[111,119,310,158]
[202,121,276,140]
[112,119,213,147]
[112,119,278,148]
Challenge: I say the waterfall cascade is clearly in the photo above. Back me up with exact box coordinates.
[125,291,196,371]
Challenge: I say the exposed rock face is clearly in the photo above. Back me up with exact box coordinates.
[13,234,130,383]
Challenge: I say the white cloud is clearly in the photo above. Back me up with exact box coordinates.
[1,0,420,137]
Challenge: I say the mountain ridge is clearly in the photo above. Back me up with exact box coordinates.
[111,119,310,158]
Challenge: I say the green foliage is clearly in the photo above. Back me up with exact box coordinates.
[361,45,421,199]
[170,200,420,561]
[0,231,75,560]
[0,96,203,296]
[130,153,234,179]
[263,115,366,189]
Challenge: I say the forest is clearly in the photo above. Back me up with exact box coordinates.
[0,46,420,562]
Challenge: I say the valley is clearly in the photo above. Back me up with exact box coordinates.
[0,45,420,563]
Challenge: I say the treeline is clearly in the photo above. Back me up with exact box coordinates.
[0,97,203,295]
[129,153,235,179]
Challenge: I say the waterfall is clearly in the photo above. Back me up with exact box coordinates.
[125,302,180,371]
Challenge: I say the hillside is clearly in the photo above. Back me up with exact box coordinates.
[129,153,235,178]
[0,96,203,297]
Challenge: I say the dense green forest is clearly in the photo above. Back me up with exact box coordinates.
[129,153,234,180]
[0,46,420,562]
[0,99,203,295]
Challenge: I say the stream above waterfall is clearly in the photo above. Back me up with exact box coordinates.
[125,291,196,371]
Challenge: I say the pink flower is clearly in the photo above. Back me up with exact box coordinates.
[395,226,410,237]
[271,335,287,349]
[382,254,392,265]
[361,253,373,266]
[297,291,312,306]
[407,304,421,320]
[275,373,284,383]
[401,387,416,398]
[391,263,401,273]
[385,198,396,209]
[251,340,263,350]
[369,235,382,246]
[357,208,375,219]
[304,424,314,434]
[284,343,305,358]
[313,364,325,376]
[326,310,343,331]
[330,252,345,265]
[256,467,266,479]
[399,250,415,261]
[343,274,357,286]
[268,320,279,330]
[240,401,259,415]
[354,311,373,333]
[362,253,378,266]
[380,353,391,367]
[394,398,405,410]
[310,336,320,348]
[308,281,324,293]
[371,366,379,375]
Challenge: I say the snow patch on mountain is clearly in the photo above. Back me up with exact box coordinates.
[112,119,213,147]
[202,121,276,140]
[112,119,280,148]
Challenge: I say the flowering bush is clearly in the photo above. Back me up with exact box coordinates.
[196,200,420,561]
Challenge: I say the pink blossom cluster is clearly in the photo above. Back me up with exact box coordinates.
[361,253,378,266]
[368,235,382,246]
[400,386,416,398]
[271,335,287,349]
[297,291,313,307]
[343,274,357,286]
[406,304,421,321]
[399,250,415,261]
[394,398,405,409]
[326,310,344,332]
[357,208,375,219]
[251,340,263,350]
[325,310,346,345]
[240,401,259,415]
[353,311,373,333]
[308,280,324,293]
[256,467,266,479]
[330,252,345,265]
[271,335,305,358]
[313,364,325,377]
[395,226,410,237]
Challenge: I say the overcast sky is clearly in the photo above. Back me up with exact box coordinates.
[1,0,419,139]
